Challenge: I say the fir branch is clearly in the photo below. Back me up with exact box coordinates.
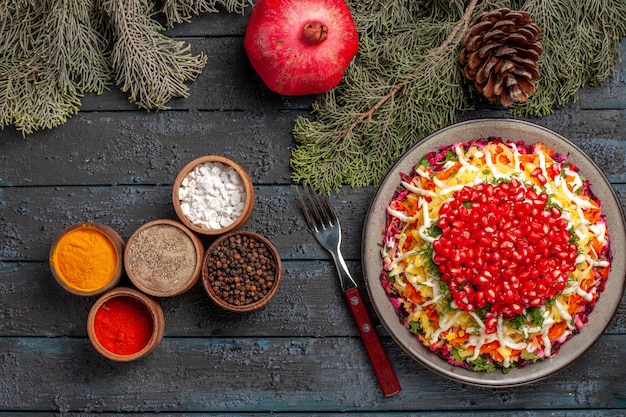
[349,0,424,37]
[511,0,626,116]
[339,0,479,143]
[291,0,626,192]
[0,0,242,134]
[0,1,104,135]
[161,0,250,27]
[292,0,482,191]
[0,57,83,134]
[41,0,113,94]
[0,2,46,59]
[103,0,208,110]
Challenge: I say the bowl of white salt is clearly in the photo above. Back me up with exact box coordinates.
[172,155,254,235]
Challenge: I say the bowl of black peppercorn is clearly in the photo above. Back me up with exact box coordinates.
[201,230,282,312]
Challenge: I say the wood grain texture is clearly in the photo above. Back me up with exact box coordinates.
[1,108,624,187]
[0,6,624,414]
[1,259,625,337]
[4,413,621,417]
[1,184,624,261]
[0,335,624,412]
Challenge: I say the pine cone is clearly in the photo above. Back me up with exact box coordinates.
[460,8,542,107]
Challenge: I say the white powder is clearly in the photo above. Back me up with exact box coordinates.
[178,161,247,230]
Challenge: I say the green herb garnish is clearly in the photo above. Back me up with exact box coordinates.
[409,320,423,335]
[528,307,545,327]
[470,357,497,372]
[521,351,539,363]
[424,222,443,238]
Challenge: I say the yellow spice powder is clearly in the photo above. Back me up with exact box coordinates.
[52,226,118,291]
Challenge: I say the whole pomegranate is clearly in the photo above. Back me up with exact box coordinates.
[243,0,359,96]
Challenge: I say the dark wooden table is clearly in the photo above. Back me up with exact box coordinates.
[1,11,625,415]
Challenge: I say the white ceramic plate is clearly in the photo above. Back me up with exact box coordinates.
[362,119,626,387]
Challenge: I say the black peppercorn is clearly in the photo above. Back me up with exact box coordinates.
[204,233,278,308]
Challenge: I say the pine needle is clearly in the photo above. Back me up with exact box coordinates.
[339,0,479,143]
[0,0,109,135]
[103,0,208,110]
[161,0,250,27]
[291,0,626,192]
[0,0,247,134]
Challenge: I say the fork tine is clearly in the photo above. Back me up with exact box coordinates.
[304,185,330,229]
[299,185,323,230]
[302,185,324,229]
[296,185,317,231]
[315,189,338,227]
[296,184,337,231]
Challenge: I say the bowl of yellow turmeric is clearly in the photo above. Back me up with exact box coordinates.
[49,222,125,296]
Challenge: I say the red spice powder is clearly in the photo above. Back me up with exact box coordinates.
[94,296,153,355]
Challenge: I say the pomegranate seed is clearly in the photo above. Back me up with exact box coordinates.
[485,317,498,334]
[474,291,486,307]
[530,167,548,185]
[432,180,578,319]
[510,303,523,315]
[476,275,490,285]
[537,174,547,184]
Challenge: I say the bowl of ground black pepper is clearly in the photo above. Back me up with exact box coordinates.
[201,231,282,312]
[172,155,254,236]
[87,287,165,362]
[124,219,204,297]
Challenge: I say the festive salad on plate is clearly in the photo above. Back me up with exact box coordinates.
[381,137,611,372]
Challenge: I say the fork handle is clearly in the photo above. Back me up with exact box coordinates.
[343,286,401,397]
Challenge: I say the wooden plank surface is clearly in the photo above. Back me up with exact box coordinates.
[1,109,625,187]
[0,7,624,415]
[0,335,624,412]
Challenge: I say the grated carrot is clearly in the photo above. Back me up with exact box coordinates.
[405,282,422,304]
[584,207,603,224]
[449,333,470,346]
[490,350,505,363]
[421,176,436,190]
[435,162,461,181]
[548,322,567,341]
[589,237,603,257]
[480,340,501,353]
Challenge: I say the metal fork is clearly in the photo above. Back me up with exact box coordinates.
[297,184,401,397]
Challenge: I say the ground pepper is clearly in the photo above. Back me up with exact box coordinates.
[205,233,277,306]
[125,223,197,294]
[93,296,153,355]
[51,226,118,292]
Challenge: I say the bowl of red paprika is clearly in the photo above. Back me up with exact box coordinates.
[49,222,124,297]
[87,287,165,362]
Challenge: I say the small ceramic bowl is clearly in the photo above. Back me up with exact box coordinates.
[172,155,254,235]
[87,287,165,362]
[201,231,282,312]
[124,219,204,297]
[49,222,124,297]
